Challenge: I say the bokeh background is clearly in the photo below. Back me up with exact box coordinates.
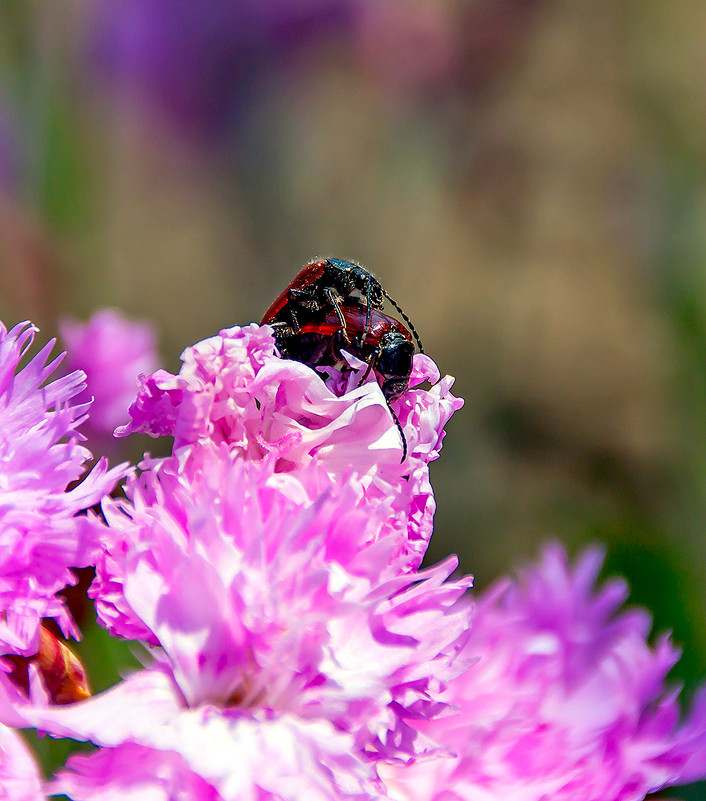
[2,2,706,796]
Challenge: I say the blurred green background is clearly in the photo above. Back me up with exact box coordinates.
[2,1,706,795]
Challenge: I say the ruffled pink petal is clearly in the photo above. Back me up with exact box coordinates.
[53,712,382,801]
[53,743,222,801]
[88,449,472,761]
[0,723,44,801]
[151,711,382,801]
[0,669,182,745]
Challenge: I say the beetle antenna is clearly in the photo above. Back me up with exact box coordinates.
[382,289,424,353]
[388,404,407,463]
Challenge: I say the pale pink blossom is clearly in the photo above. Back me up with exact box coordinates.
[116,324,462,569]
[3,667,384,799]
[51,713,381,801]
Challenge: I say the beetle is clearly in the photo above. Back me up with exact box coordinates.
[262,257,423,352]
[262,258,423,461]
[265,301,417,461]
[274,302,416,404]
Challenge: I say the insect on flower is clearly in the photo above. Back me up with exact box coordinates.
[262,258,423,461]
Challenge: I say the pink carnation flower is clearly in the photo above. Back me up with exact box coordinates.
[381,545,706,801]
[0,442,471,798]
[86,449,472,762]
[0,321,127,655]
[0,723,44,801]
[116,324,462,569]
[59,309,159,449]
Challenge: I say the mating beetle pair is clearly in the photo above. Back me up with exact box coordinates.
[261,258,423,460]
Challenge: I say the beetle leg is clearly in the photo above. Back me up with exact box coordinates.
[267,320,296,358]
[288,287,319,315]
[268,320,295,337]
[360,277,374,348]
[324,287,351,345]
[282,289,315,334]
[359,346,380,385]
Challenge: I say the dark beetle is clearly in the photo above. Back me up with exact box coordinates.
[274,302,416,404]
[262,257,422,353]
[262,258,423,460]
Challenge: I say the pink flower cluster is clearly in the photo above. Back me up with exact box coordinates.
[0,322,126,657]
[1,312,705,800]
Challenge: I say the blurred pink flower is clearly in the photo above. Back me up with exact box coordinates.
[85,0,544,149]
[116,323,462,569]
[59,309,158,447]
[87,450,471,762]
[0,723,44,801]
[0,321,127,656]
[381,544,706,800]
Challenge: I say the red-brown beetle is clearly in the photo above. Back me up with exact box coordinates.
[278,303,416,404]
[262,258,422,353]
[262,259,423,460]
